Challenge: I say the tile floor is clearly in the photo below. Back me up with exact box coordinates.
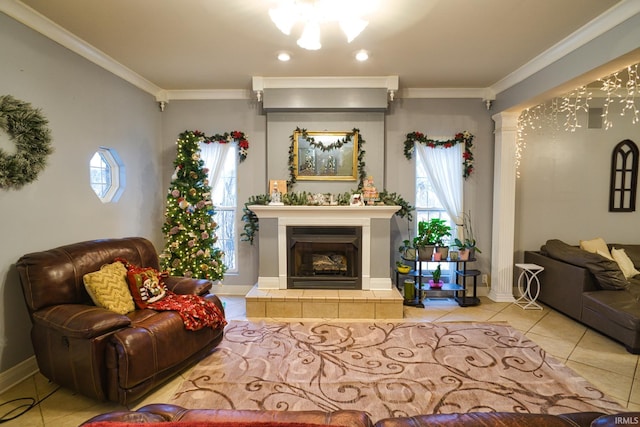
[1,295,639,426]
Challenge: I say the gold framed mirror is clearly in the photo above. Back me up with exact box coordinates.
[293,130,358,181]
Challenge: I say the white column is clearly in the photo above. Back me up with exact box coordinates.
[488,112,519,302]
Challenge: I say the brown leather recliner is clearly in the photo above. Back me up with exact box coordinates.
[16,237,225,405]
[80,403,625,427]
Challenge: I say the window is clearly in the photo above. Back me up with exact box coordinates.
[415,161,453,277]
[415,142,464,279]
[89,147,124,203]
[201,142,238,272]
[609,139,638,212]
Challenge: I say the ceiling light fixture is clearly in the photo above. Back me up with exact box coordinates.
[355,50,369,61]
[277,52,291,61]
[269,0,380,50]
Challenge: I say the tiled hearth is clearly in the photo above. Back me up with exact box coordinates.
[245,285,404,319]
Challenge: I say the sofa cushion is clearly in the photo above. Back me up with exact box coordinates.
[582,290,640,331]
[542,239,628,290]
[580,237,610,256]
[613,244,640,269]
[83,262,135,315]
[112,311,221,389]
[612,247,640,279]
[126,266,167,309]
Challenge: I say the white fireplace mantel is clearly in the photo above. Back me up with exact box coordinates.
[250,205,400,290]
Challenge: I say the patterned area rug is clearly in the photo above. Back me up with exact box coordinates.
[171,321,623,421]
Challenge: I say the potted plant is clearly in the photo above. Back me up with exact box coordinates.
[398,239,416,261]
[454,211,481,260]
[413,218,452,261]
[429,264,443,289]
[396,260,411,274]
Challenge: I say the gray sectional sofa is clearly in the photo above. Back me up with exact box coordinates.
[525,239,640,353]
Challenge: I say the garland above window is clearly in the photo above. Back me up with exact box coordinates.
[288,127,366,189]
[403,131,475,178]
[192,130,250,162]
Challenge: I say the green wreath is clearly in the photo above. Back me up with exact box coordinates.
[0,95,53,190]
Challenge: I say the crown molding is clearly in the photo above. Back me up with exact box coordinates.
[490,0,640,95]
[399,87,495,100]
[0,0,162,97]
[3,0,638,102]
[159,89,253,101]
[252,75,399,90]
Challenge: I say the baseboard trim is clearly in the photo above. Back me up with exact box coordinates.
[210,284,254,296]
[0,356,39,394]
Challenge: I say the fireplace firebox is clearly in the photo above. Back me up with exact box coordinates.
[287,226,362,290]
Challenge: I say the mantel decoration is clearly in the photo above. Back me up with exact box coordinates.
[241,189,414,245]
[403,131,475,178]
[0,95,53,190]
[239,126,412,244]
[288,127,366,189]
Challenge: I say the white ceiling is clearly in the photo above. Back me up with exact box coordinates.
[3,0,637,99]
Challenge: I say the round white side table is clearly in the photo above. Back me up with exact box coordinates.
[514,263,544,310]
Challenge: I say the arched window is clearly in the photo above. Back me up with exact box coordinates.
[609,139,638,212]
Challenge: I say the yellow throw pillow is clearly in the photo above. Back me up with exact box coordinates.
[611,247,640,279]
[83,262,135,315]
[597,249,614,261]
[580,237,610,257]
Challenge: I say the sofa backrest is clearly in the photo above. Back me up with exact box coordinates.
[17,237,160,315]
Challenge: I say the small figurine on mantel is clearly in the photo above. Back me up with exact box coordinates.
[362,176,379,205]
[269,180,284,205]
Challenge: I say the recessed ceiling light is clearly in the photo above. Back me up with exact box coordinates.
[277,52,291,62]
[355,50,369,62]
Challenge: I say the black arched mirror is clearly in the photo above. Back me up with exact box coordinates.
[609,139,638,212]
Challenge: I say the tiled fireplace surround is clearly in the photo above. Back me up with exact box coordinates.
[245,205,404,318]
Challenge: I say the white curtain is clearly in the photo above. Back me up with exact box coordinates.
[200,141,233,192]
[415,142,464,235]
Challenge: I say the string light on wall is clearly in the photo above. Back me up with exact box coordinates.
[516,61,640,176]
[600,62,639,129]
[561,85,592,132]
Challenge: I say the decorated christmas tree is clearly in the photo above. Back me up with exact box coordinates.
[160,130,226,281]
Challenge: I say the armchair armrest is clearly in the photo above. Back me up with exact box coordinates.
[32,304,131,339]
[164,276,212,296]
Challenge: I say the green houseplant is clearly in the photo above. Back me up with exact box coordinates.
[453,211,481,260]
[429,264,443,289]
[398,239,416,261]
[413,218,451,260]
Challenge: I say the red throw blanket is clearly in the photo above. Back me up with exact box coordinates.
[148,291,227,331]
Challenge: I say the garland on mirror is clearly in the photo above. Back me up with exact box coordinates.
[287,127,366,190]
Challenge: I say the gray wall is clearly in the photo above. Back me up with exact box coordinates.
[0,13,163,372]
